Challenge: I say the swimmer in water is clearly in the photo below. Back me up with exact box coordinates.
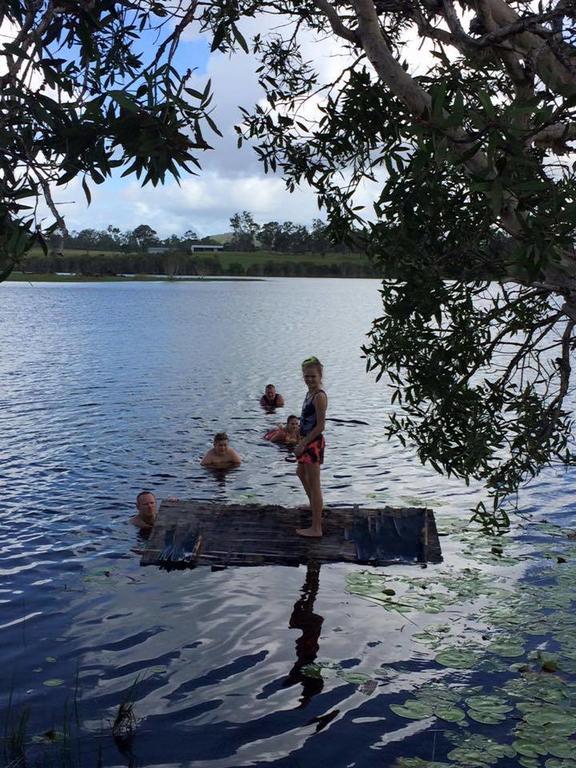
[264,415,300,446]
[201,432,242,468]
[294,357,327,538]
[130,490,157,530]
[260,384,285,409]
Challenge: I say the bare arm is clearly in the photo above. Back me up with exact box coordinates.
[276,395,285,407]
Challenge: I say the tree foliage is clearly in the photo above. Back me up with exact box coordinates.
[2,0,576,525]
[0,0,219,278]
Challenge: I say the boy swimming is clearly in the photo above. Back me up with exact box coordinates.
[201,432,242,468]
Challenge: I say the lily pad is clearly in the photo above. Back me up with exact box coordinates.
[487,640,525,658]
[435,648,480,669]
[338,671,373,685]
[518,759,541,768]
[548,742,576,759]
[390,700,435,720]
[435,705,467,723]
[467,709,508,725]
[513,741,545,759]
[465,695,513,713]
[300,663,323,679]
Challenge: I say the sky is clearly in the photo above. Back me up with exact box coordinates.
[4,8,441,239]
[55,16,350,239]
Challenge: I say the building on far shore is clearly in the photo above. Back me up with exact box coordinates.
[190,244,224,253]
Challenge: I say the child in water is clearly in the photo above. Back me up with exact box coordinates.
[264,415,300,446]
[201,432,242,468]
[294,357,327,537]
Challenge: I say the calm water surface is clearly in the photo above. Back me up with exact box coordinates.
[1,278,575,767]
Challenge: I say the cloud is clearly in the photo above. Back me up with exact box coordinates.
[63,14,358,236]
[59,11,437,237]
[115,172,323,236]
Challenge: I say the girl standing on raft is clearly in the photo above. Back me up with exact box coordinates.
[294,357,327,537]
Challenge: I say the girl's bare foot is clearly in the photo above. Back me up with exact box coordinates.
[296,527,323,538]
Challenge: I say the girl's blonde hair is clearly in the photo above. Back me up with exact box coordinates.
[301,356,323,376]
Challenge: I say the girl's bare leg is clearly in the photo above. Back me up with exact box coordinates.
[297,463,312,504]
[296,464,323,537]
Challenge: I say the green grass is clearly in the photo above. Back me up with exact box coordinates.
[22,247,370,264]
[216,250,371,268]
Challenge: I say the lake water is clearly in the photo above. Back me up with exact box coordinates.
[1,278,575,768]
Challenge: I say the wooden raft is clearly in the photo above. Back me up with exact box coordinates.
[139,502,442,569]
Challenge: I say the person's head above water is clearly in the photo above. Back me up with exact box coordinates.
[264,384,276,398]
[213,432,229,454]
[135,491,157,523]
[286,415,300,434]
[302,356,323,389]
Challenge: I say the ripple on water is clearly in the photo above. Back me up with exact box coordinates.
[1,278,575,767]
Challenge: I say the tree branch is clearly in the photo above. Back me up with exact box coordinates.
[312,0,361,45]
[531,121,576,150]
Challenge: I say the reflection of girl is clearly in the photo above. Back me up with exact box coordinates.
[294,357,327,537]
[264,415,300,446]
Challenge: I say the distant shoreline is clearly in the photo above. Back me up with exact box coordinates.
[5,273,263,283]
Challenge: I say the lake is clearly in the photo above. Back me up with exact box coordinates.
[1,278,575,768]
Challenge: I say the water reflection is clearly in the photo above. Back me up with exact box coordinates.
[283,562,324,708]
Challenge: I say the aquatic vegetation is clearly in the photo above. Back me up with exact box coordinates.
[300,660,388,698]
[0,674,143,768]
[348,522,576,768]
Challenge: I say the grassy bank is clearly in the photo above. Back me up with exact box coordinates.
[14,248,376,279]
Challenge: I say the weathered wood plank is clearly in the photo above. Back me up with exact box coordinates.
[139,502,442,569]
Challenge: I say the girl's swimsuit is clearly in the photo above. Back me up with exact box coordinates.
[298,390,326,465]
[264,427,299,445]
[264,427,285,442]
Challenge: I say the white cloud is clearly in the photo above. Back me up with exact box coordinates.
[57,11,448,236]
[63,14,359,236]
[53,171,323,237]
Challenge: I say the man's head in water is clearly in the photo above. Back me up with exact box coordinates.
[264,384,276,401]
[136,491,157,525]
[213,432,229,455]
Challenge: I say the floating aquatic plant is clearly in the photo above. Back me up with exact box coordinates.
[359,521,576,768]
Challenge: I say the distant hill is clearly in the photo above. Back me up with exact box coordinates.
[208,232,233,244]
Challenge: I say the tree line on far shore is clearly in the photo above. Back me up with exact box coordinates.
[57,212,359,255]
[22,249,374,278]
[19,211,373,277]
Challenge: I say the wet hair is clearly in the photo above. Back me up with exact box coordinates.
[265,383,275,390]
[214,432,229,444]
[301,356,323,376]
[136,490,155,505]
[287,414,299,423]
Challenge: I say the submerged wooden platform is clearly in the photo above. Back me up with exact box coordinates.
[139,502,442,569]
